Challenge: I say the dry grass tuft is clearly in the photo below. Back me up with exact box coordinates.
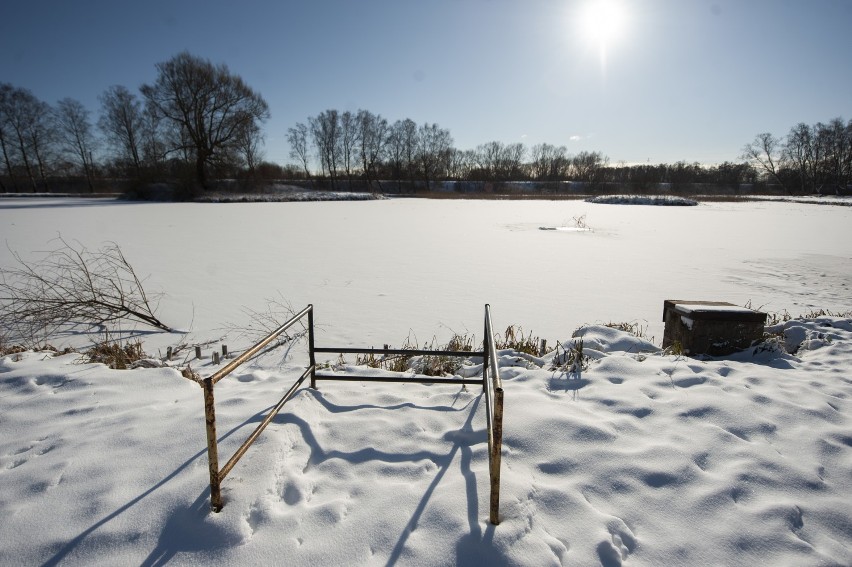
[86,338,145,369]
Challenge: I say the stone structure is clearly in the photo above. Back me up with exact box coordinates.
[662,300,767,356]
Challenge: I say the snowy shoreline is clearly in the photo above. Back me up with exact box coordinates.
[1,317,851,565]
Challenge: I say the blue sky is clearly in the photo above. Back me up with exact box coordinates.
[2,0,850,166]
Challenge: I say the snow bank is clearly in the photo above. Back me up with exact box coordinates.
[586,195,699,206]
[2,319,851,565]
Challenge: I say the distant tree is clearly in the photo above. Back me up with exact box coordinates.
[287,122,311,180]
[741,132,786,190]
[529,143,569,181]
[817,117,852,191]
[474,141,501,180]
[710,161,757,190]
[355,109,389,191]
[399,118,418,180]
[0,84,18,191]
[98,85,144,178]
[386,119,411,182]
[446,148,476,180]
[55,98,98,191]
[339,110,358,184]
[783,122,819,193]
[416,122,453,190]
[235,121,264,176]
[571,151,608,185]
[1,86,55,191]
[309,110,342,188]
[140,52,270,189]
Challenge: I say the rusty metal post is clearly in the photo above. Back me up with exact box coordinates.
[203,377,223,512]
[308,305,317,389]
[489,386,504,525]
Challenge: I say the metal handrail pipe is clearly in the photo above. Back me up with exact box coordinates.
[314,347,484,358]
[484,304,503,392]
[219,365,314,482]
[209,304,313,386]
[313,373,483,385]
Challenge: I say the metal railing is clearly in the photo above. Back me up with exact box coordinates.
[196,304,504,524]
[199,305,315,512]
[482,304,504,524]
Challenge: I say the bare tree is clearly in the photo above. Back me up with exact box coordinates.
[98,85,144,178]
[0,86,54,191]
[0,238,173,346]
[235,121,264,176]
[530,143,569,181]
[385,120,406,183]
[814,118,852,192]
[55,98,98,191]
[417,122,453,190]
[571,151,609,185]
[340,110,358,184]
[400,118,418,180]
[741,132,786,189]
[141,52,270,189]
[309,109,341,188]
[0,83,17,191]
[356,109,389,192]
[287,122,312,180]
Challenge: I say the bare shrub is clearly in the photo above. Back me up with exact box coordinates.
[221,294,308,364]
[0,238,172,347]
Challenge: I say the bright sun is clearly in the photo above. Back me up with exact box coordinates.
[580,0,626,48]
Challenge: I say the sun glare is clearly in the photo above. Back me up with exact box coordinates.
[580,0,626,49]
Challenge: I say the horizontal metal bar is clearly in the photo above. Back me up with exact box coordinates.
[314,373,482,385]
[314,347,484,358]
[209,305,312,386]
[218,365,313,482]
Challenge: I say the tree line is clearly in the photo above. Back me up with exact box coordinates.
[0,52,268,196]
[741,118,852,194]
[1,51,849,196]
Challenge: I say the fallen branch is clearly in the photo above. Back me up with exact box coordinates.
[0,237,173,346]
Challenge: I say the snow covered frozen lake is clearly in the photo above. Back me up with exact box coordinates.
[1,197,851,566]
[1,197,850,350]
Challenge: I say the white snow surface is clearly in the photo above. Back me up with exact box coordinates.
[1,197,852,565]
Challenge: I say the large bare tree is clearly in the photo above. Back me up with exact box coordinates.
[741,132,786,190]
[140,52,269,189]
